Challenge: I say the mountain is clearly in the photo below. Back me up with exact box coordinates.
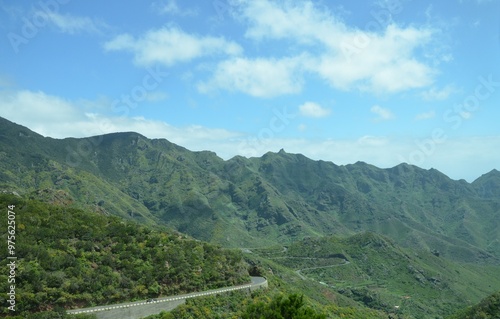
[447,290,500,319]
[1,116,499,263]
[472,169,500,198]
[0,193,249,317]
[274,232,500,317]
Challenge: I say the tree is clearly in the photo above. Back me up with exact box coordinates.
[242,294,326,319]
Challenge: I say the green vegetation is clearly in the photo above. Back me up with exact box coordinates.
[6,310,96,319]
[143,247,388,318]
[447,291,500,319]
[1,117,499,265]
[143,284,384,319]
[215,250,387,318]
[0,194,249,317]
[249,233,500,318]
[1,117,500,318]
[241,293,326,319]
[142,290,259,319]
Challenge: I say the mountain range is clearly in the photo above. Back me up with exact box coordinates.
[1,116,499,264]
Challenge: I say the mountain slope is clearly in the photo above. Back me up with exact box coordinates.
[0,193,249,317]
[447,290,500,319]
[259,232,500,318]
[0,116,499,263]
[473,169,500,198]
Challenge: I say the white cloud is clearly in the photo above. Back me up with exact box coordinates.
[358,135,390,147]
[415,110,436,120]
[231,0,438,93]
[240,1,343,45]
[311,25,435,92]
[152,0,198,16]
[103,1,442,98]
[144,91,168,102]
[41,11,106,34]
[421,85,457,101]
[0,90,82,125]
[159,0,179,14]
[84,115,240,147]
[0,90,239,144]
[104,26,242,67]
[371,105,395,121]
[198,56,305,97]
[299,102,331,118]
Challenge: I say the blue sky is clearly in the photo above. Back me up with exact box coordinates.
[0,0,499,181]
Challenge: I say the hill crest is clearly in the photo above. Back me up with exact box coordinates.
[1,116,499,262]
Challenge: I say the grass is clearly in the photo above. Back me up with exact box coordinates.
[249,232,500,318]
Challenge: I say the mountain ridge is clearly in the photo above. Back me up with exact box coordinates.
[1,116,499,263]
[2,116,484,182]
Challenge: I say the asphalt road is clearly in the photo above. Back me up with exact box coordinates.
[67,276,267,319]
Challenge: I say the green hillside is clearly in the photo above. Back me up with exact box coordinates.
[0,194,249,318]
[1,116,500,318]
[250,233,500,318]
[447,290,500,319]
[1,117,499,264]
[148,230,500,319]
[0,194,396,319]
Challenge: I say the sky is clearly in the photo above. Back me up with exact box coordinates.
[0,0,499,182]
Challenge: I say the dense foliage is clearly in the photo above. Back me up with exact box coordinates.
[143,292,326,319]
[242,293,326,319]
[0,194,249,317]
[143,290,255,319]
[251,233,500,318]
[143,258,389,319]
[1,116,499,263]
[1,117,500,319]
[447,291,500,319]
[6,309,95,319]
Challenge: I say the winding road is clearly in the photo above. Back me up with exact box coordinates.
[67,276,267,319]
[295,259,350,280]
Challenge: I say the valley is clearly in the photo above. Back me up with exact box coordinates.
[1,116,499,318]
[247,234,500,317]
